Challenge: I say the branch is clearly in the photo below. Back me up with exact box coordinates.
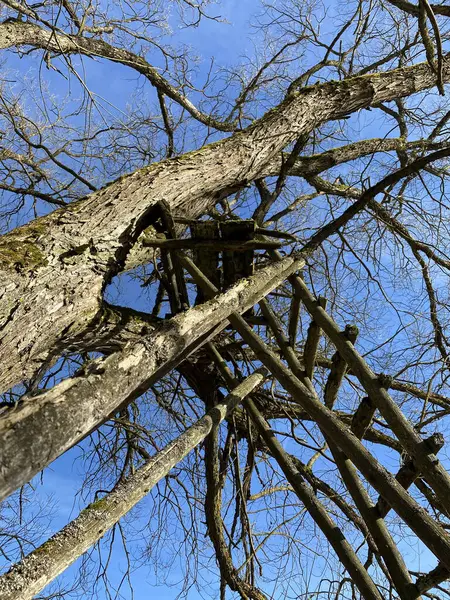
[0,371,266,600]
[302,146,450,254]
[2,50,450,395]
[182,253,450,571]
[0,19,237,132]
[384,0,450,17]
[0,252,304,501]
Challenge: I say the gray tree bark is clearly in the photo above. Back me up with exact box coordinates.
[1,54,450,394]
[0,370,266,600]
[0,252,304,501]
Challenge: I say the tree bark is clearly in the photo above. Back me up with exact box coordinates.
[0,252,303,501]
[1,54,450,393]
[0,371,266,600]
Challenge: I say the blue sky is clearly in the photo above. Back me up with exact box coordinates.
[2,0,450,598]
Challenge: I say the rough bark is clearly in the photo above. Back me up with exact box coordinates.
[1,55,450,393]
[268,138,448,179]
[0,252,303,501]
[0,371,266,600]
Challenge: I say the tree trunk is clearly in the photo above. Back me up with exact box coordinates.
[1,56,449,393]
[0,252,304,501]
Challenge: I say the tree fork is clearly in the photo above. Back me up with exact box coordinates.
[2,54,450,393]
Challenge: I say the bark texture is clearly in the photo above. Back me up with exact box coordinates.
[0,371,266,600]
[1,54,450,393]
[0,253,304,501]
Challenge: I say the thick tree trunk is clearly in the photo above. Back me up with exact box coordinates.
[0,252,304,501]
[0,370,266,600]
[1,55,449,393]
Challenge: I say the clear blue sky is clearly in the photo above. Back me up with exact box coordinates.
[1,1,446,598]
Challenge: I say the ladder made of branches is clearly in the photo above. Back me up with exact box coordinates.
[1,216,450,600]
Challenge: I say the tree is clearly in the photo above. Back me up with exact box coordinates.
[1,0,450,598]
